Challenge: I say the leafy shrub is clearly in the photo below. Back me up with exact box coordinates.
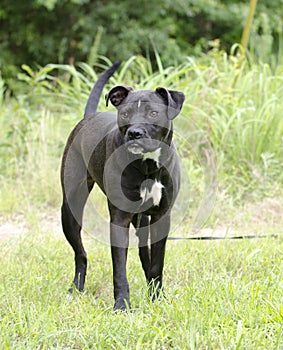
[1,0,283,86]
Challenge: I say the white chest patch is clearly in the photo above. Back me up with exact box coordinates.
[142,148,161,167]
[140,180,164,206]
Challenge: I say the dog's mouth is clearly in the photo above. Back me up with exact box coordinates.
[123,124,167,155]
[126,139,161,155]
[126,140,146,154]
[127,143,144,154]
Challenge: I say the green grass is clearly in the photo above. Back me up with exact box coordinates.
[1,230,283,349]
[0,53,283,348]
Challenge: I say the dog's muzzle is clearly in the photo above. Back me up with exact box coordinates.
[125,126,149,154]
[125,126,163,155]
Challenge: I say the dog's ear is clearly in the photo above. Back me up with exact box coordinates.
[155,87,185,120]
[105,85,134,107]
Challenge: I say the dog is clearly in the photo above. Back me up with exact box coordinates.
[61,61,185,311]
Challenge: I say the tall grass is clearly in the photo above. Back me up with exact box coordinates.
[182,55,283,199]
[0,53,283,217]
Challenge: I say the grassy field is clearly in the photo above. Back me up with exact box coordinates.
[1,230,283,349]
[0,54,283,348]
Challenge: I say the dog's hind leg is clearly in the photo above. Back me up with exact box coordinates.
[148,214,170,301]
[61,151,94,292]
[133,214,150,282]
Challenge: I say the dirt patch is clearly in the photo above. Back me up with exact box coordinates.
[0,197,282,243]
[0,214,28,242]
[0,210,62,243]
[230,197,283,234]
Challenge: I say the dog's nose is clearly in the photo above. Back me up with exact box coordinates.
[127,128,145,140]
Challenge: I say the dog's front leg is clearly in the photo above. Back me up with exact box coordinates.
[110,227,130,311]
[148,213,170,301]
[109,205,132,311]
[132,214,150,282]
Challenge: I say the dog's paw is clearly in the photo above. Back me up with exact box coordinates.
[148,282,166,303]
[68,284,84,295]
[113,298,131,312]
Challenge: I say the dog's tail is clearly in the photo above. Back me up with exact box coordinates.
[84,61,121,118]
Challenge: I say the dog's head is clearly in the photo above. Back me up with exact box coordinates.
[105,86,185,154]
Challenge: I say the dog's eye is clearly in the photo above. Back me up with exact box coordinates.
[150,111,158,118]
[120,112,128,119]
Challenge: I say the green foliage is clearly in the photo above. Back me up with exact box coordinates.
[188,56,283,199]
[0,54,283,216]
[1,0,283,86]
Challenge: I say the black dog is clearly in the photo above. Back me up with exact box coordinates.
[61,62,185,311]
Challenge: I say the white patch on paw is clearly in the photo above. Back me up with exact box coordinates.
[140,180,164,206]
